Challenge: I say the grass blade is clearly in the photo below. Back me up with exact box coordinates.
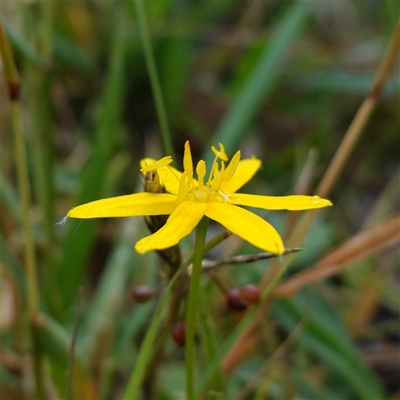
[204,1,310,163]
[59,16,128,312]
[273,297,384,400]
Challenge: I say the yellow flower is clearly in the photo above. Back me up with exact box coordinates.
[67,141,332,255]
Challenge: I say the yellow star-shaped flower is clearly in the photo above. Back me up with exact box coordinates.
[67,141,332,254]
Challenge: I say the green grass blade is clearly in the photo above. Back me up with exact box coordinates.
[0,171,20,222]
[53,34,94,73]
[273,297,384,400]
[83,225,139,341]
[59,18,128,313]
[4,24,46,67]
[204,1,310,163]
[1,233,26,301]
[121,273,177,399]
[131,0,175,160]
[195,306,260,397]
[35,313,79,365]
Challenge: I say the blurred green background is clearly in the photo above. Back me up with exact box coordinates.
[1,1,399,399]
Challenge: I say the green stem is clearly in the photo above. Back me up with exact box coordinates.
[121,227,226,400]
[27,1,55,243]
[121,268,184,400]
[185,217,209,400]
[9,102,39,315]
[134,0,175,160]
[1,20,42,399]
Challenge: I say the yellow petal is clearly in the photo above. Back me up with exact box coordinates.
[206,202,284,254]
[140,156,172,172]
[228,194,333,210]
[67,193,177,219]
[140,157,156,170]
[220,158,261,193]
[135,201,208,253]
[157,165,182,194]
[141,158,184,195]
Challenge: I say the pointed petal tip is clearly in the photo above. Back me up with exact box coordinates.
[311,196,333,208]
[134,243,147,254]
[54,216,68,226]
[140,156,173,173]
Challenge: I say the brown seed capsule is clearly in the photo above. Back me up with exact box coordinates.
[241,284,261,304]
[171,321,186,346]
[132,285,153,303]
[225,288,247,312]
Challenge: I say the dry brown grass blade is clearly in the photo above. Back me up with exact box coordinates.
[346,286,380,338]
[274,213,400,298]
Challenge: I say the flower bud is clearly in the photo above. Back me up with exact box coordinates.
[241,284,260,304]
[225,288,247,312]
[171,321,186,346]
[132,285,153,303]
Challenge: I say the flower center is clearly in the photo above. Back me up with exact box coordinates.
[190,160,227,202]
[176,142,241,205]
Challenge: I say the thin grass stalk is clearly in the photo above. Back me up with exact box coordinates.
[121,258,190,400]
[236,321,304,400]
[134,0,175,160]
[185,217,209,399]
[27,1,55,242]
[1,22,39,327]
[203,1,309,164]
[278,16,400,263]
[1,19,42,398]
[318,17,400,199]
[65,288,84,400]
[9,102,39,313]
[195,304,260,397]
[60,14,127,310]
[220,16,400,380]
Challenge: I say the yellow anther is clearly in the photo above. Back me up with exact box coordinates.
[196,160,206,191]
[211,143,228,161]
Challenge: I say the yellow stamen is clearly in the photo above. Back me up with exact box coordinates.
[176,170,190,204]
[206,162,219,186]
[211,143,228,161]
[212,161,225,191]
[183,141,193,174]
